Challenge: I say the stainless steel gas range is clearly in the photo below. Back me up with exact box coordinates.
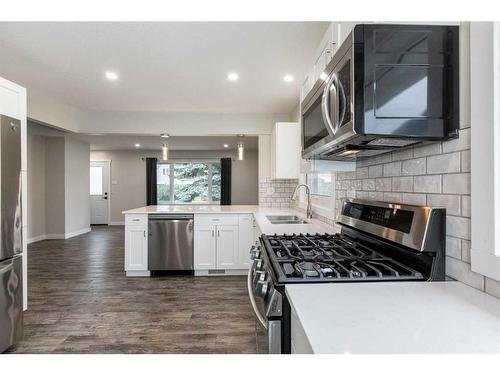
[248,198,446,354]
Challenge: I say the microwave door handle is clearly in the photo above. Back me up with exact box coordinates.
[336,78,347,133]
[321,73,337,136]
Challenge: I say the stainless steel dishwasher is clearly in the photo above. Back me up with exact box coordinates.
[148,214,194,273]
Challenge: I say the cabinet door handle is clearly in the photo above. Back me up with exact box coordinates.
[212,230,214,237]
[143,230,146,237]
[218,230,220,237]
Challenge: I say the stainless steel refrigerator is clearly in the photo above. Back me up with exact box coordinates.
[0,115,23,353]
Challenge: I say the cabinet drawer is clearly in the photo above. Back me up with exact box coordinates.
[194,214,238,226]
[125,214,147,226]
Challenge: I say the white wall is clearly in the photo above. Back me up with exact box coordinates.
[80,110,290,136]
[90,149,259,223]
[27,88,84,133]
[64,137,90,235]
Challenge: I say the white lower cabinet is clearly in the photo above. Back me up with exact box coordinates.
[124,224,148,271]
[215,225,239,269]
[194,224,217,269]
[238,214,256,269]
[194,214,255,272]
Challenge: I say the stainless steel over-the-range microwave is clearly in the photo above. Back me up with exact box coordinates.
[301,24,460,160]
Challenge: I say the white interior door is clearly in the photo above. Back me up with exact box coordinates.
[90,161,110,225]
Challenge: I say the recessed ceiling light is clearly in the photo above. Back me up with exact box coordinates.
[105,71,119,81]
[283,75,294,83]
[134,143,141,148]
[161,133,170,138]
[227,72,239,81]
[223,144,229,148]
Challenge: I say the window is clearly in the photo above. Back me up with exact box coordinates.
[157,161,221,204]
[307,173,332,196]
[90,166,103,195]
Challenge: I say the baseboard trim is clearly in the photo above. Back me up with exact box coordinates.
[27,234,49,244]
[126,271,151,277]
[109,221,125,226]
[65,227,91,239]
[27,228,91,243]
[194,269,248,276]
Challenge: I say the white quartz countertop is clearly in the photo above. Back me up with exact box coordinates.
[122,205,337,235]
[286,281,500,354]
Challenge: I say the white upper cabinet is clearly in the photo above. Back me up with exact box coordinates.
[271,122,301,179]
[337,22,359,46]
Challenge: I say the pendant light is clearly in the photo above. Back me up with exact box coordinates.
[237,135,245,161]
[162,143,169,161]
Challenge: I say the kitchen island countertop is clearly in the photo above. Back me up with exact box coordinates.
[286,281,500,354]
[122,205,338,235]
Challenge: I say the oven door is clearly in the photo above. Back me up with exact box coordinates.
[247,260,283,354]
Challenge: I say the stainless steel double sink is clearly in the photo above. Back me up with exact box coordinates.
[266,215,309,225]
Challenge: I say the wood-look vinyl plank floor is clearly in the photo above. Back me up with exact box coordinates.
[11,226,267,354]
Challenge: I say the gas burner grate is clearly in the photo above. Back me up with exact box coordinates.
[262,232,425,282]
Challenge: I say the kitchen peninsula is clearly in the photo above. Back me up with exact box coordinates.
[122,205,334,277]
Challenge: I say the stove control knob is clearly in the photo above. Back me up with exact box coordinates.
[250,247,261,260]
[255,279,269,299]
[254,258,264,271]
[253,270,265,282]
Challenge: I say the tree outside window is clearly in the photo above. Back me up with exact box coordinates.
[157,162,221,204]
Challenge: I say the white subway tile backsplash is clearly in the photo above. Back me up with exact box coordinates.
[461,195,471,217]
[426,152,461,174]
[368,164,383,178]
[446,236,462,259]
[356,167,369,179]
[427,194,461,216]
[442,128,471,153]
[414,175,441,193]
[461,150,470,172]
[361,179,375,191]
[368,191,384,201]
[442,173,470,194]
[461,240,471,263]
[383,192,402,203]
[446,256,485,291]
[375,177,392,192]
[446,215,471,240]
[392,148,414,161]
[485,277,500,300]
[402,158,426,176]
[258,178,297,208]
[413,143,442,158]
[383,161,401,177]
[392,176,413,192]
[401,193,426,205]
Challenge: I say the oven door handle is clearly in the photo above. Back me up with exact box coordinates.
[321,72,338,136]
[247,264,267,329]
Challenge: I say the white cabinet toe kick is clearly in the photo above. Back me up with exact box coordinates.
[124,213,257,277]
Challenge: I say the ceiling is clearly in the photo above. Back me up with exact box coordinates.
[73,133,258,151]
[0,22,328,114]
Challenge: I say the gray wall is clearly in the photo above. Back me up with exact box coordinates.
[90,149,259,223]
[27,133,46,239]
[64,137,90,234]
[45,136,66,236]
[27,121,91,240]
